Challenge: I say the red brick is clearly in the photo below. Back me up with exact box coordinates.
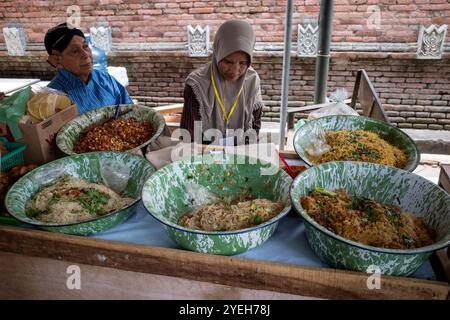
[0,0,449,128]
[137,9,163,15]
[189,7,214,14]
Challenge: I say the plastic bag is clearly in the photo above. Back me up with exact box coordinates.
[30,163,66,187]
[99,158,131,194]
[304,125,331,157]
[307,88,359,120]
[25,87,71,123]
[0,86,32,140]
[185,182,219,207]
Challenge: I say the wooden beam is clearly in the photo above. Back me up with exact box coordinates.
[0,226,448,300]
[153,104,184,115]
[0,251,308,300]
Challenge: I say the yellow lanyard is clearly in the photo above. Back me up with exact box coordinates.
[210,64,244,123]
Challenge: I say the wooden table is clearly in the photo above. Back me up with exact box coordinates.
[0,78,40,95]
[0,225,449,300]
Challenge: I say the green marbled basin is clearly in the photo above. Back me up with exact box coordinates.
[293,115,420,171]
[56,104,166,155]
[142,154,292,255]
[290,161,450,276]
[5,152,156,235]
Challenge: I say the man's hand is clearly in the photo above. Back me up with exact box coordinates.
[0,92,5,102]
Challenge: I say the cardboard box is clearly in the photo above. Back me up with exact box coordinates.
[18,104,78,165]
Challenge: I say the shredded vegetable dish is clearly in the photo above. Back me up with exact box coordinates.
[300,187,436,249]
[178,195,285,232]
[25,176,134,224]
[308,130,407,168]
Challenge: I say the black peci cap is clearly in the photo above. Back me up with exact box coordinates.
[44,23,85,54]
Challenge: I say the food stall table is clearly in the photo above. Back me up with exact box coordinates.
[0,200,448,300]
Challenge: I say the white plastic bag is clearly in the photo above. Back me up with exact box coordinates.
[304,125,331,157]
[99,158,131,194]
[30,163,66,186]
[308,88,359,120]
[184,182,219,207]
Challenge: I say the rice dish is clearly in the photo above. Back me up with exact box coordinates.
[300,187,436,249]
[308,130,407,168]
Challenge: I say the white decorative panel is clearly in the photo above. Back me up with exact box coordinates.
[297,23,319,57]
[89,26,112,54]
[3,27,26,56]
[188,25,210,57]
[416,24,447,59]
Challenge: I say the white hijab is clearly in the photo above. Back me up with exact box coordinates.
[186,19,263,136]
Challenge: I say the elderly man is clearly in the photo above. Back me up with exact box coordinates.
[45,23,132,114]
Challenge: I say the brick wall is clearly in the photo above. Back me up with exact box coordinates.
[0,0,449,129]
[1,0,449,43]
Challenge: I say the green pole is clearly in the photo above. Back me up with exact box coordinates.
[314,0,334,104]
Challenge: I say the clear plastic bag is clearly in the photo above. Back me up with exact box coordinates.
[307,88,359,120]
[30,163,66,187]
[25,87,71,123]
[304,125,331,157]
[184,182,219,207]
[99,158,131,194]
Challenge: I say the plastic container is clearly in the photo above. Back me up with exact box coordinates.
[85,34,107,71]
[0,137,26,172]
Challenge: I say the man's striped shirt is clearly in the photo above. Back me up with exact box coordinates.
[48,68,132,114]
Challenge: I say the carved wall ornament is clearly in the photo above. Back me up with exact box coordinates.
[89,26,112,54]
[297,23,319,57]
[416,24,447,59]
[3,27,26,56]
[187,25,210,57]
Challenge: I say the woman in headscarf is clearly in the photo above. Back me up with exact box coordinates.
[180,19,264,144]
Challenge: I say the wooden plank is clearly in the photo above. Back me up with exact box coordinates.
[358,69,390,123]
[286,104,324,129]
[0,251,310,300]
[430,249,450,285]
[435,164,450,283]
[439,164,450,194]
[286,103,328,113]
[0,226,448,300]
[279,149,300,159]
[285,129,295,151]
[153,104,184,115]
[164,114,182,123]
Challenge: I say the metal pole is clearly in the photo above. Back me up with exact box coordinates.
[314,0,334,104]
[278,0,294,151]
